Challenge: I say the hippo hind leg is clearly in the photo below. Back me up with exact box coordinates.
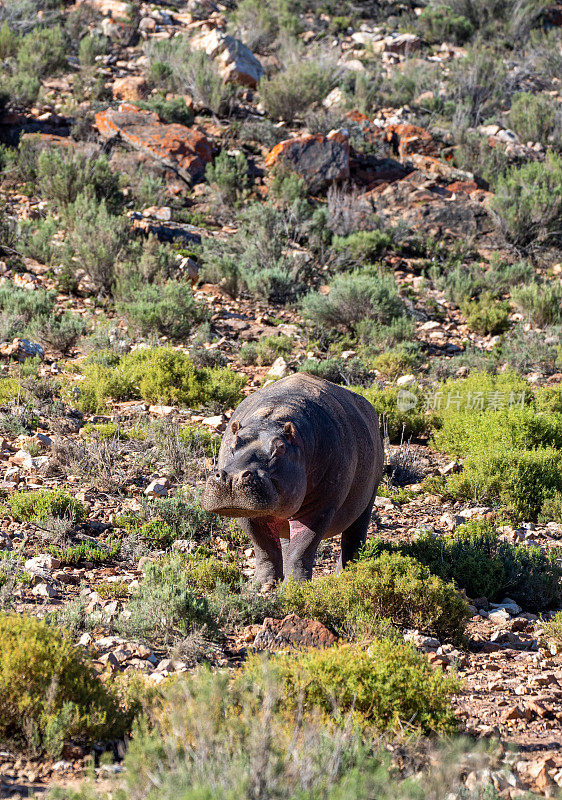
[337,500,375,572]
[238,517,285,585]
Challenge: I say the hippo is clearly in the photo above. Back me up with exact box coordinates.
[202,373,384,583]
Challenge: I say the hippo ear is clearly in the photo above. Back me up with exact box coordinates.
[283,421,296,440]
[231,420,240,434]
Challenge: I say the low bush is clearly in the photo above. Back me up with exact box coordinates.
[509,91,561,147]
[200,202,313,302]
[259,60,336,124]
[8,489,86,523]
[62,192,129,295]
[67,347,247,413]
[372,347,418,380]
[239,334,293,366]
[351,384,429,442]
[543,611,562,653]
[184,555,242,593]
[491,152,562,248]
[511,281,562,327]
[440,446,562,521]
[243,640,459,734]
[416,4,474,43]
[278,552,469,642]
[47,540,120,566]
[461,292,510,335]
[387,522,562,610]
[302,270,404,333]
[146,38,235,116]
[432,406,562,459]
[539,491,562,523]
[0,283,56,325]
[117,281,205,341]
[134,94,193,126]
[37,149,123,213]
[30,311,87,355]
[332,230,393,263]
[205,149,249,208]
[0,613,129,755]
[119,556,218,644]
[298,357,371,386]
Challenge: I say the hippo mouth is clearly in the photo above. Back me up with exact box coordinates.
[202,480,280,518]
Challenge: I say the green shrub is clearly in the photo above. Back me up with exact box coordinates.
[239,334,293,366]
[543,611,562,652]
[260,61,336,123]
[63,192,129,295]
[16,24,67,78]
[120,556,218,644]
[78,33,108,66]
[332,230,392,263]
[372,347,418,380]
[8,489,86,523]
[184,555,242,593]
[48,540,120,566]
[511,282,562,326]
[351,384,429,442]
[117,281,205,341]
[17,215,58,264]
[278,552,469,642]
[462,292,510,335]
[146,38,235,116]
[30,311,87,355]
[37,150,123,213]
[205,149,249,207]
[68,347,247,413]
[134,95,193,126]
[444,446,562,521]
[178,424,219,457]
[230,0,300,52]
[491,152,562,247]
[302,270,404,333]
[0,283,56,325]
[0,378,19,404]
[243,640,458,734]
[434,404,562,459]
[539,491,562,523]
[393,522,562,610]
[200,202,312,302]
[0,613,129,755]
[509,91,560,146]
[417,5,474,43]
[138,520,179,547]
[94,581,130,600]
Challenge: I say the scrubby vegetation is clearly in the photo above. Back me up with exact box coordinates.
[0,0,561,792]
[0,613,130,756]
[279,552,469,642]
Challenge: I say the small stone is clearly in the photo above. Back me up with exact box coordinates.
[144,477,170,497]
[267,357,288,379]
[31,582,58,599]
[502,704,523,721]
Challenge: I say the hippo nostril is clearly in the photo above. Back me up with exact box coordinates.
[214,469,229,483]
[240,470,252,480]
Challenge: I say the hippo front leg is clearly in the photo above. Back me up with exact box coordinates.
[238,517,285,584]
[284,510,335,582]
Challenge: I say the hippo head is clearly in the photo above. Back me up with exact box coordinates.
[202,419,306,518]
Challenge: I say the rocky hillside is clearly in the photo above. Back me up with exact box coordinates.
[0,0,562,798]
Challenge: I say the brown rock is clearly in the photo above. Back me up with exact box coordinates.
[112,75,147,102]
[94,104,212,184]
[265,130,349,192]
[502,704,523,721]
[253,613,336,651]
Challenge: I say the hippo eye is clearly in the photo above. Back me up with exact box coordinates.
[270,439,286,456]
